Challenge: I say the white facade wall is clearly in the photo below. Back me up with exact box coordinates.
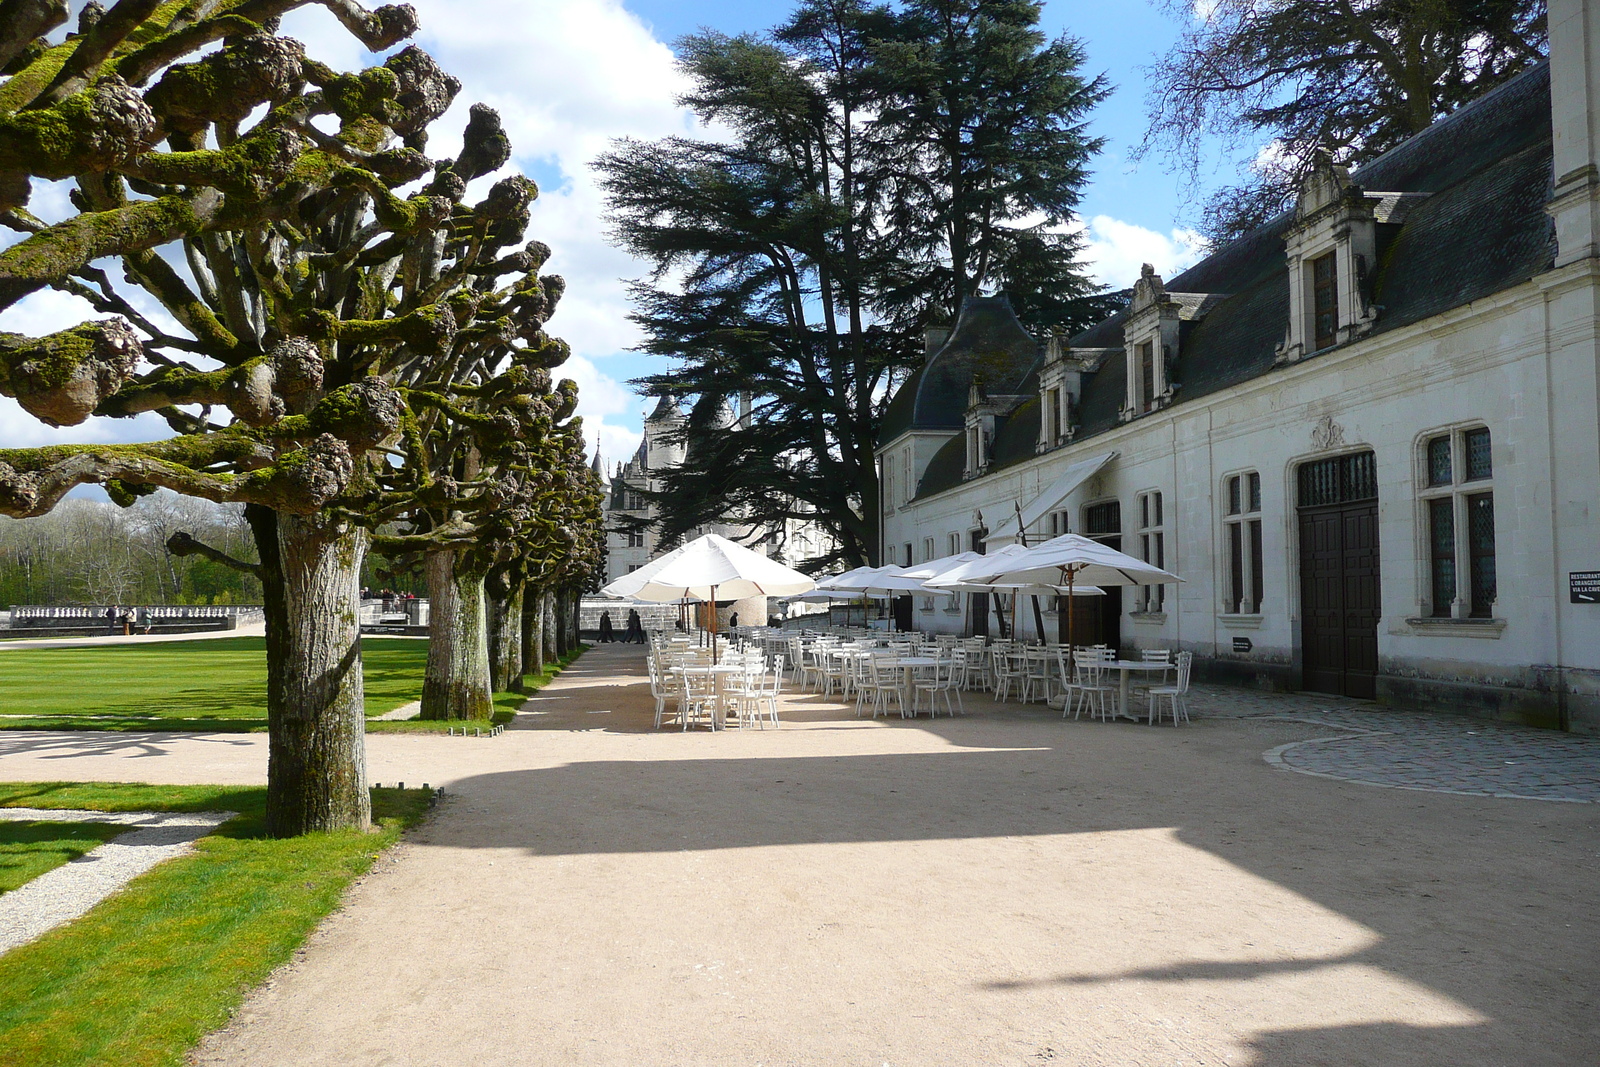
[881,263,1600,731]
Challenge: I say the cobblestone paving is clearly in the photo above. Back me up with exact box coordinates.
[1180,683,1600,803]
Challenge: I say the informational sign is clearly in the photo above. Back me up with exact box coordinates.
[1233,636,1253,653]
[1572,571,1600,604]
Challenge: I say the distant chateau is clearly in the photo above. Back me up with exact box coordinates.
[593,395,834,622]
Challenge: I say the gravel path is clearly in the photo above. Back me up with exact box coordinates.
[374,701,420,721]
[0,808,233,956]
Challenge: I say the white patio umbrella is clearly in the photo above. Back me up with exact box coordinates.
[952,533,1183,650]
[818,564,925,594]
[924,543,1103,642]
[599,533,816,661]
[810,565,882,594]
[896,550,983,581]
[924,544,1104,596]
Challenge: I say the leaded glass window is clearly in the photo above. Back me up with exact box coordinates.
[1464,428,1492,481]
[1468,493,1496,617]
[1224,471,1264,614]
[1418,427,1497,618]
[1427,436,1452,486]
[1312,253,1338,350]
[1429,498,1456,617]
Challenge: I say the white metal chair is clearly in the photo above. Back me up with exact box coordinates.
[861,655,905,719]
[992,649,1026,703]
[727,665,782,729]
[913,655,963,717]
[676,669,719,730]
[1071,649,1119,721]
[1020,648,1053,703]
[648,658,681,729]
[1054,647,1084,718]
[1147,651,1193,725]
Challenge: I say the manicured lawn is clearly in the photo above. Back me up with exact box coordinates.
[0,637,429,730]
[0,781,431,1067]
[0,821,129,893]
[366,645,589,733]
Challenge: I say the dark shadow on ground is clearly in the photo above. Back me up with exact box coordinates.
[459,642,1600,1066]
[0,731,258,760]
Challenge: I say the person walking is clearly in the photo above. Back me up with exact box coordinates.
[105,605,117,635]
[727,610,739,639]
[625,608,644,643]
[598,611,615,643]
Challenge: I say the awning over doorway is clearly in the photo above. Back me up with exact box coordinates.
[986,450,1118,546]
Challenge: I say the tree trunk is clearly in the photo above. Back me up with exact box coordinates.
[541,588,558,664]
[554,587,570,659]
[486,567,523,693]
[522,583,544,681]
[567,588,582,650]
[421,549,492,720]
[247,505,371,837]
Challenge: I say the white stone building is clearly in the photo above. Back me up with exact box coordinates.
[595,396,836,626]
[876,8,1600,733]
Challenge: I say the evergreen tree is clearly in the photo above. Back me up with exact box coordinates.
[1141,0,1547,243]
[597,0,1108,567]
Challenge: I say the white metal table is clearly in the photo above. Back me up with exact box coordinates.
[1103,659,1173,720]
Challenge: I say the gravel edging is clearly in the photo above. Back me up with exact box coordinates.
[0,807,234,956]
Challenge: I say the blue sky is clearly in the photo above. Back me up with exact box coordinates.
[623,0,1216,233]
[0,0,1230,474]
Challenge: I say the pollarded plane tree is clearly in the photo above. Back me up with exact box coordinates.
[470,406,604,694]
[0,0,553,834]
[371,297,591,719]
[345,166,601,720]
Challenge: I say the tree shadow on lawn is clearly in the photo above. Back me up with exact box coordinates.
[0,731,259,761]
[53,682,268,721]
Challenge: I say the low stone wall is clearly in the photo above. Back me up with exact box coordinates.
[2,618,236,639]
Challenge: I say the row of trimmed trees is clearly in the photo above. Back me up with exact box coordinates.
[0,0,602,835]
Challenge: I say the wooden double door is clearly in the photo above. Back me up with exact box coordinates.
[1298,501,1380,699]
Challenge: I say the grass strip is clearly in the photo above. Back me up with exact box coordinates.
[0,822,130,894]
[0,638,429,731]
[0,782,430,1067]
[365,645,588,733]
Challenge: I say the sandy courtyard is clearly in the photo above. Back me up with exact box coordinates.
[1,642,1596,1065]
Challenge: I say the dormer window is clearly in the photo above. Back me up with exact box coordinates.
[965,423,987,475]
[1311,252,1338,351]
[1276,154,1409,363]
[1118,264,1211,422]
[1138,340,1156,413]
[1037,329,1088,451]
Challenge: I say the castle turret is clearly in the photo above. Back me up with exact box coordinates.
[642,394,685,470]
[590,436,608,486]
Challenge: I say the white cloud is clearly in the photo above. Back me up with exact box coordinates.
[1077,215,1209,290]
[1,0,690,460]
[400,0,694,448]
[286,0,690,452]
[555,354,645,470]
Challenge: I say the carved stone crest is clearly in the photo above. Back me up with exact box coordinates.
[1311,414,1346,451]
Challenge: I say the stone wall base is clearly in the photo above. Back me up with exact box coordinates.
[1194,655,1297,693]
[1186,652,1597,734]
[1375,667,1600,734]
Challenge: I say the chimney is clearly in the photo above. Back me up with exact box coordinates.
[1548,0,1600,266]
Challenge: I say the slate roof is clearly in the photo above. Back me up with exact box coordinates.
[880,295,1042,441]
[906,60,1555,501]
